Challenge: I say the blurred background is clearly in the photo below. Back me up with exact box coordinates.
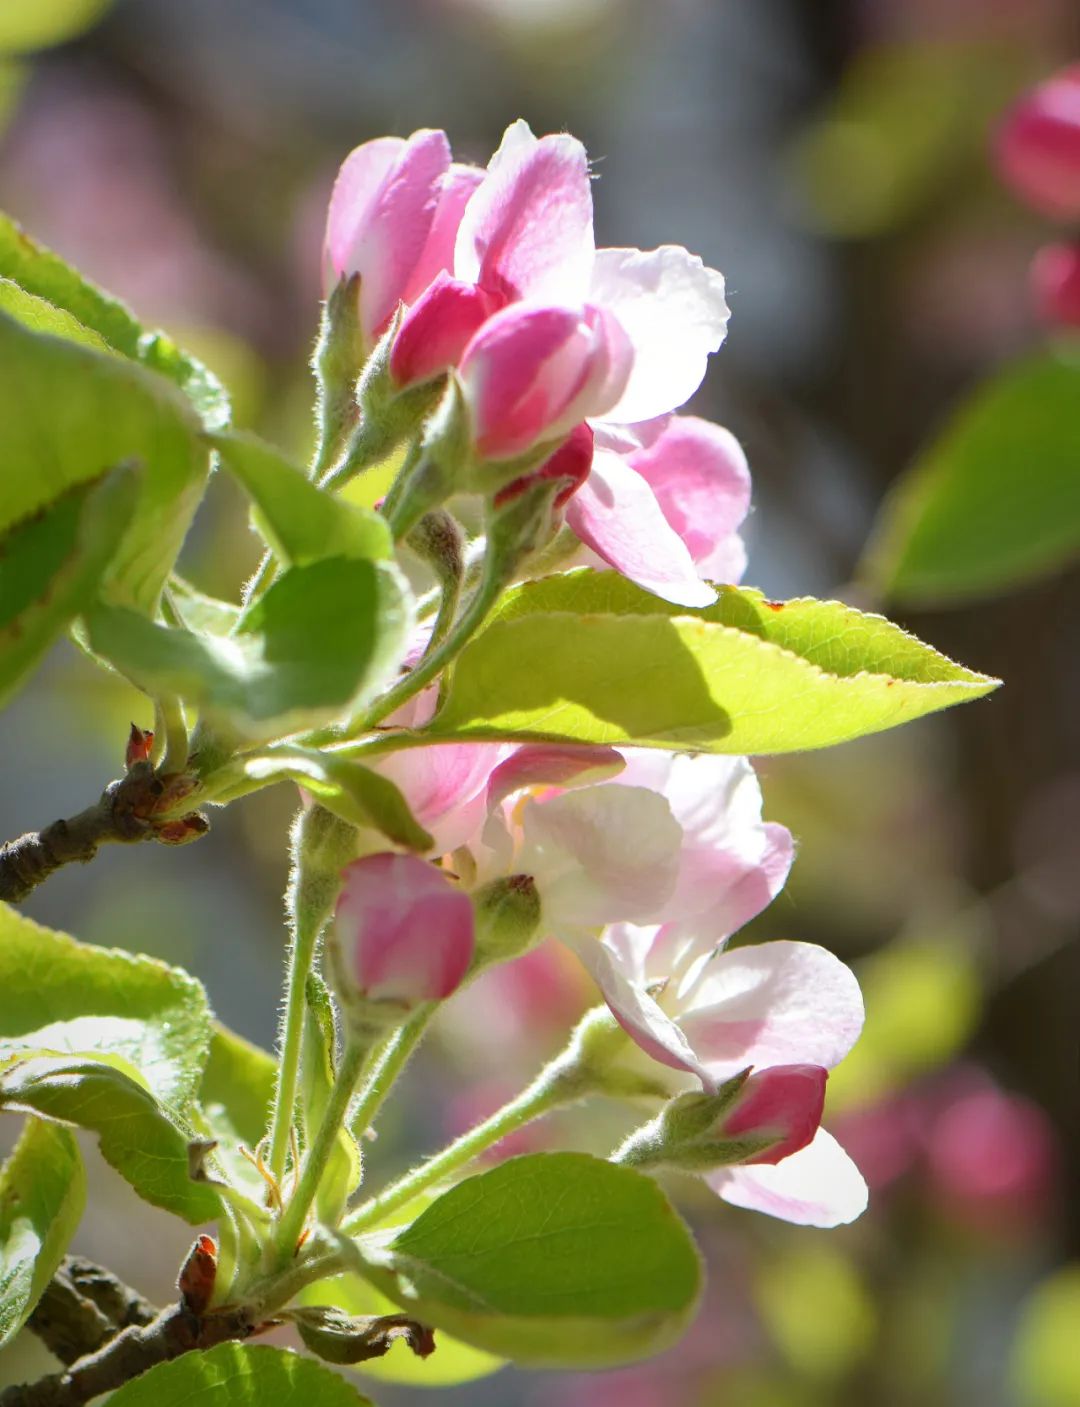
[1,0,1078,1403]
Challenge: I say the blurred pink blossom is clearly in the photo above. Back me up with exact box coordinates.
[1031,241,1080,328]
[994,64,1080,221]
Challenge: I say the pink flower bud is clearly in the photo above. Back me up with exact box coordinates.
[323,129,453,344]
[1031,241,1080,328]
[994,65,1080,221]
[333,853,474,1009]
[458,302,632,460]
[390,272,501,388]
[722,1065,828,1166]
[493,422,595,508]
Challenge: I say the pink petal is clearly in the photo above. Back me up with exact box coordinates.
[723,1064,828,1165]
[677,941,865,1080]
[402,163,486,306]
[459,302,630,459]
[376,741,505,855]
[486,744,625,810]
[324,129,452,342]
[589,246,729,422]
[707,1128,869,1227]
[565,450,717,608]
[455,119,595,303]
[628,416,751,582]
[560,930,711,1085]
[391,273,501,387]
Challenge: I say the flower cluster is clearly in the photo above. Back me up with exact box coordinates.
[325,120,867,1229]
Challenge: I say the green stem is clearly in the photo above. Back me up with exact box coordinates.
[267,906,323,1184]
[153,695,189,774]
[275,1039,368,1264]
[348,1007,434,1139]
[342,1051,586,1236]
[318,418,397,492]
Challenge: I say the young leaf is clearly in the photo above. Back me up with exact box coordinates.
[0,311,210,612]
[0,1053,221,1224]
[0,1117,85,1348]
[862,350,1080,604]
[231,749,433,852]
[212,431,391,565]
[423,571,998,755]
[0,904,210,1110]
[0,276,111,351]
[295,1273,503,1387]
[350,1152,702,1368]
[104,1343,374,1406]
[86,557,413,740]
[0,466,137,709]
[0,214,229,428]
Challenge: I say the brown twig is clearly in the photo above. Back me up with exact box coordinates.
[1,1301,263,1406]
[25,1257,157,1367]
[0,757,208,905]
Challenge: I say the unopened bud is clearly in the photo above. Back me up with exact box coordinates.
[1031,241,1080,328]
[994,65,1080,221]
[328,854,475,1034]
[469,874,542,974]
[614,1065,828,1173]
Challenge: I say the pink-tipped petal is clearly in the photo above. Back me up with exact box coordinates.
[677,941,865,1081]
[325,129,452,341]
[494,422,596,510]
[335,853,475,1006]
[455,119,595,303]
[560,930,711,1085]
[628,416,751,582]
[565,449,718,607]
[707,1128,869,1227]
[376,741,505,855]
[589,245,730,422]
[402,163,486,306]
[486,744,625,810]
[459,301,630,459]
[391,272,501,387]
[722,1064,828,1165]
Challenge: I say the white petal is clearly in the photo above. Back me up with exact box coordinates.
[707,1128,869,1227]
[590,246,729,422]
[677,941,865,1079]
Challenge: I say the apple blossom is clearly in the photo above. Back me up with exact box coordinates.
[994,64,1080,221]
[330,852,475,1014]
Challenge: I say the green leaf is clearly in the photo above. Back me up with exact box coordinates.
[863,351,1080,604]
[0,277,111,350]
[196,1023,275,1207]
[0,467,138,709]
[105,1343,374,1406]
[86,557,413,740]
[352,1152,702,1368]
[0,1118,85,1347]
[213,431,391,565]
[0,0,112,54]
[0,1053,220,1224]
[167,576,242,636]
[0,903,210,1109]
[424,571,999,755]
[230,749,433,851]
[0,215,229,428]
[296,1273,504,1387]
[0,311,210,612]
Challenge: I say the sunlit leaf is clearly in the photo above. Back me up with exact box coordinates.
[1011,1265,1080,1407]
[0,1118,85,1348]
[105,1343,374,1406]
[424,571,998,754]
[0,0,112,54]
[351,1152,702,1368]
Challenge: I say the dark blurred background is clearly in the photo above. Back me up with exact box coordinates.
[1,1,1078,1403]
